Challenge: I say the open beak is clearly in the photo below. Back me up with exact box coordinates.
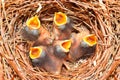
[55,40,72,53]
[54,12,68,26]
[26,15,41,29]
[83,34,97,46]
[21,15,42,41]
[29,47,42,59]
[61,40,72,52]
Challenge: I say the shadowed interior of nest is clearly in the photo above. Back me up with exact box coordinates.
[0,0,120,80]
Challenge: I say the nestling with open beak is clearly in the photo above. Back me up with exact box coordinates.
[53,40,72,70]
[53,40,72,59]
[21,15,52,45]
[53,12,73,40]
[21,15,41,41]
[68,32,97,62]
[29,46,63,75]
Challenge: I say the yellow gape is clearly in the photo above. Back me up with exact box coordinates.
[29,47,42,59]
[61,40,71,52]
[26,15,41,29]
[54,12,67,26]
[83,34,97,46]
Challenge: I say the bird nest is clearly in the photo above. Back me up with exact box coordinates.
[0,0,120,80]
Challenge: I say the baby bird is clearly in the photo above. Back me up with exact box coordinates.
[29,46,63,75]
[21,15,41,41]
[21,15,52,45]
[68,32,97,62]
[53,40,72,59]
[53,40,72,69]
[53,12,73,40]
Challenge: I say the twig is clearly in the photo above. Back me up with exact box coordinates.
[0,56,4,80]
[1,0,11,32]
[100,60,120,80]
[0,43,27,80]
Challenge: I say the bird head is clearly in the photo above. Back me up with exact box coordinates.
[29,46,46,66]
[81,34,97,47]
[54,12,70,30]
[29,47,43,59]
[68,34,97,62]
[61,40,72,52]
[54,40,71,58]
[26,15,41,30]
[21,15,41,41]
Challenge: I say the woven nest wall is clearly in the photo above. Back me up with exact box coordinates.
[0,0,120,80]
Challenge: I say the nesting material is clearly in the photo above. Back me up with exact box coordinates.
[1,0,120,80]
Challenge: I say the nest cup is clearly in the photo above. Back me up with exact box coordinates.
[1,0,120,80]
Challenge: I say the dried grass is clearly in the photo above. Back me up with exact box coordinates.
[0,0,120,80]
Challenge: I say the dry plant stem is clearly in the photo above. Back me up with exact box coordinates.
[0,15,27,79]
[99,45,119,79]
[2,57,11,79]
[1,0,119,79]
[100,60,120,80]
[0,2,4,79]
[55,0,69,11]
[96,46,113,72]
[95,12,106,37]
[1,0,11,33]
[69,0,92,9]
[0,56,4,80]
[115,46,120,60]
[89,19,103,42]
[0,44,27,80]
